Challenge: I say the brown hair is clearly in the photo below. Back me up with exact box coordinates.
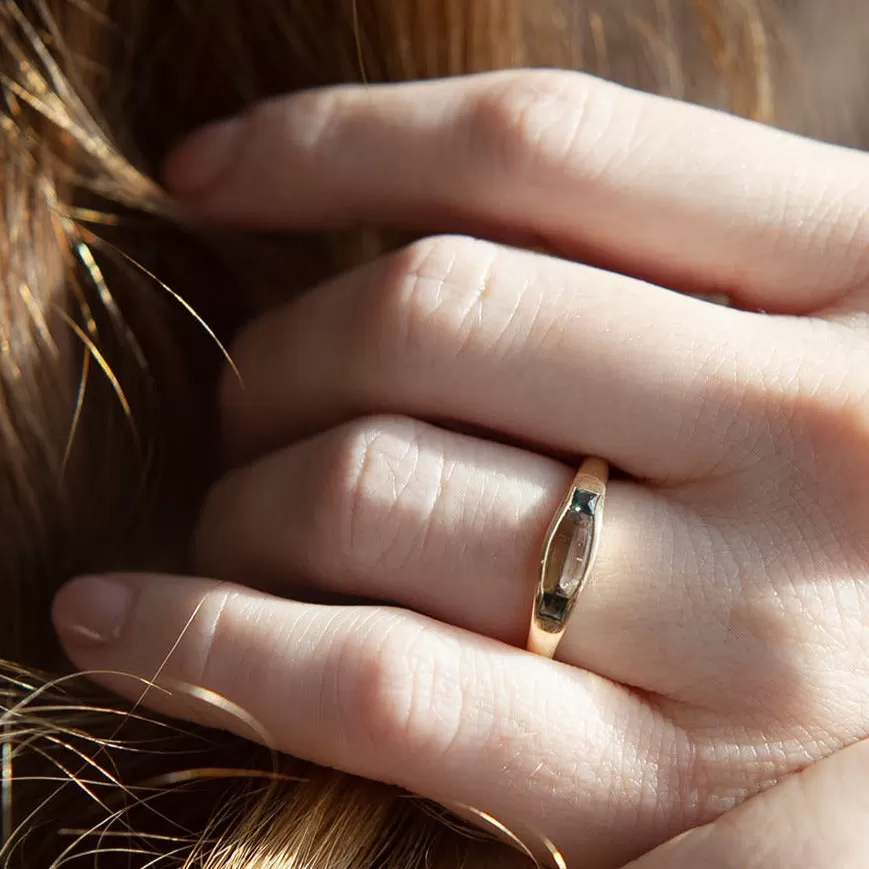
[0,1,850,866]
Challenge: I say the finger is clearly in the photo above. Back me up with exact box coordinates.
[196,415,754,712]
[165,69,869,313]
[52,573,687,869]
[195,417,675,676]
[623,739,869,869]
[221,234,775,480]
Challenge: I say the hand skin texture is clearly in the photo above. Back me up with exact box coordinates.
[52,71,869,867]
[625,738,869,868]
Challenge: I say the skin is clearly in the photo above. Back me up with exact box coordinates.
[52,70,869,866]
[625,737,869,868]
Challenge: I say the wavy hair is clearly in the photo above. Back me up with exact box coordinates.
[0,1,817,866]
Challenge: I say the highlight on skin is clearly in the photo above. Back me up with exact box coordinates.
[0,0,851,866]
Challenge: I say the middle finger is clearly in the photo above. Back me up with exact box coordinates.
[222,235,771,481]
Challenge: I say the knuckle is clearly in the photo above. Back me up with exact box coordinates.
[335,615,467,763]
[465,69,628,182]
[248,86,354,157]
[314,417,442,576]
[305,420,378,572]
[373,235,506,365]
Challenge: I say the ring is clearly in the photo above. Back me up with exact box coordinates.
[527,457,609,659]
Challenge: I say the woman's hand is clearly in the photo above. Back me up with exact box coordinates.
[624,739,869,868]
[52,70,869,867]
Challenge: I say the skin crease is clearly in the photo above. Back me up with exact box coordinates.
[50,62,869,869]
[5,2,869,868]
[102,11,869,869]
[144,8,869,869]
[623,738,869,868]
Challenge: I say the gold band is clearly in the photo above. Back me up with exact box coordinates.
[527,457,609,659]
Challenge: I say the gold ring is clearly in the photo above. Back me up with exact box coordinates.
[527,457,609,659]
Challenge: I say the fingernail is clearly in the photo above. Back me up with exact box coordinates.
[163,117,242,196]
[52,576,134,647]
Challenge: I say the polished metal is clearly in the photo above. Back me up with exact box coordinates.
[527,457,608,659]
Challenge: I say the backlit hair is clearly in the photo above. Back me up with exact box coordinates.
[0,1,850,866]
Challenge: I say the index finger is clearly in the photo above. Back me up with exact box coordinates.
[165,69,869,314]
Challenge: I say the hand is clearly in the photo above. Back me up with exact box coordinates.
[623,739,869,869]
[52,70,869,868]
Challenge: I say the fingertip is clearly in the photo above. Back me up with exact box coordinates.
[163,116,243,197]
[52,575,136,649]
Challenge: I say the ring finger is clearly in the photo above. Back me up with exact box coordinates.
[194,414,756,713]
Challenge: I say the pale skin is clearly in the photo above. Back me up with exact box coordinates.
[52,70,869,866]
